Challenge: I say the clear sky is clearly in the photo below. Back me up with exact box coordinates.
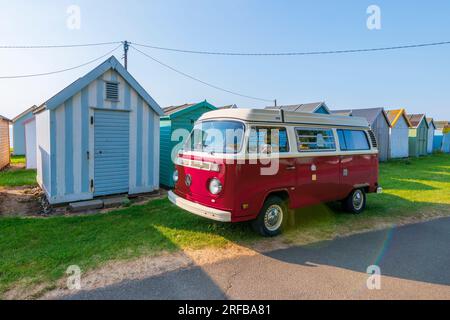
[1,0,449,120]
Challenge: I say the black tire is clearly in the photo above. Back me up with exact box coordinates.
[342,188,366,214]
[252,196,287,237]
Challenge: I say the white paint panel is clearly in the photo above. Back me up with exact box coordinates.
[118,74,126,110]
[25,119,37,169]
[129,88,138,189]
[55,106,66,196]
[153,113,160,187]
[142,104,149,186]
[73,92,82,194]
[35,110,50,192]
[88,81,96,107]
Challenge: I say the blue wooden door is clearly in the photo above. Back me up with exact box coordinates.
[94,110,130,196]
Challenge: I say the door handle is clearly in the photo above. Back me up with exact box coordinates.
[286,166,296,171]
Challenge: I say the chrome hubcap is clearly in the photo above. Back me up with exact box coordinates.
[352,191,364,210]
[264,205,283,232]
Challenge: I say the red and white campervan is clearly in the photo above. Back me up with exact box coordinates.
[169,109,382,237]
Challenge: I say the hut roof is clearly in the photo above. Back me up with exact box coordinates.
[0,115,12,122]
[386,109,412,127]
[407,114,428,128]
[162,100,216,119]
[434,121,450,130]
[12,105,37,123]
[36,56,163,116]
[426,117,436,129]
[332,107,391,127]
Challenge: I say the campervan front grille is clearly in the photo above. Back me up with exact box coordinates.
[368,130,378,148]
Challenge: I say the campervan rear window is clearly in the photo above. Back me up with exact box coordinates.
[295,128,336,152]
[337,130,370,151]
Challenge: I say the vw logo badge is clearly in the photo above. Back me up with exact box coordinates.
[185,174,192,187]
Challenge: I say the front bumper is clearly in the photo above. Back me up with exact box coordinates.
[168,191,232,222]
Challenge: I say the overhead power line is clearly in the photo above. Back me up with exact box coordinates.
[0,41,122,49]
[131,45,273,103]
[132,40,450,56]
[0,44,121,79]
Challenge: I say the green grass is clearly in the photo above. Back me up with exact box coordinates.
[10,155,26,165]
[0,155,36,187]
[0,154,449,297]
[0,168,37,187]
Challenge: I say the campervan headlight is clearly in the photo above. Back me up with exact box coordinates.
[173,170,179,183]
[209,178,223,195]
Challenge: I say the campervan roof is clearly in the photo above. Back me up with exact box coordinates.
[198,108,370,129]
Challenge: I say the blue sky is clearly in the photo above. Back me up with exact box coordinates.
[0,0,449,120]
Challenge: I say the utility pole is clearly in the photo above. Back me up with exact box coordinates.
[123,40,130,70]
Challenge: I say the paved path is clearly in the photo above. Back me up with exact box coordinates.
[64,217,450,300]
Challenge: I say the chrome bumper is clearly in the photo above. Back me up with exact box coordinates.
[168,191,232,222]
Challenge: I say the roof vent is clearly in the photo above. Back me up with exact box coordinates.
[105,82,119,100]
[368,130,378,148]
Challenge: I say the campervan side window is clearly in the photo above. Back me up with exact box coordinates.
[248,127,289,153]
[295,128,336,152]
[337,129,370,151]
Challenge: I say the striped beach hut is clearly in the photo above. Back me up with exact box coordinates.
[34,56,164,204]
[407,114,429,157]
[12,105,37,155]
[160,101,216,187]
[0,115,11,170]
[386,109,412,159]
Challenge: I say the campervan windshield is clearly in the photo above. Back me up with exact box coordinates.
[185,120,245,154]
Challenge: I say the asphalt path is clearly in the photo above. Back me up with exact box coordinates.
[64,217,450,300]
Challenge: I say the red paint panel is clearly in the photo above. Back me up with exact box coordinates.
[340,154,378,195]
[233,157,296,219]
[174,153,379,223]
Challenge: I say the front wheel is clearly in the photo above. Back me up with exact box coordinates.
[252,196,287,237]
[343,188,366,214]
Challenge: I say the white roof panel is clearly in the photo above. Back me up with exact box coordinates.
[199,108,369,129]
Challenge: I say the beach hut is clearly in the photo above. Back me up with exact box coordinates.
[34,56,164,204]
[426,118,436,154]
[386,109,412,159]
[407,114,429,157]
[160,101,217,187]
[23,116,37,169]
[434,121,450,153]
[266,102,331,114]
[0,115,11,170]
[12,105,37,155]
[332,108,391,161]
[443,125,450,153]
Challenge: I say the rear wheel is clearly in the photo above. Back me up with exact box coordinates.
[252,196,287,237]
[343,188,366,214]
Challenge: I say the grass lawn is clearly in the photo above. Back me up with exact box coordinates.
[0,154,449,297]
[0,155,37,187]
[0,168,37,187]
[10,155,26,165]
